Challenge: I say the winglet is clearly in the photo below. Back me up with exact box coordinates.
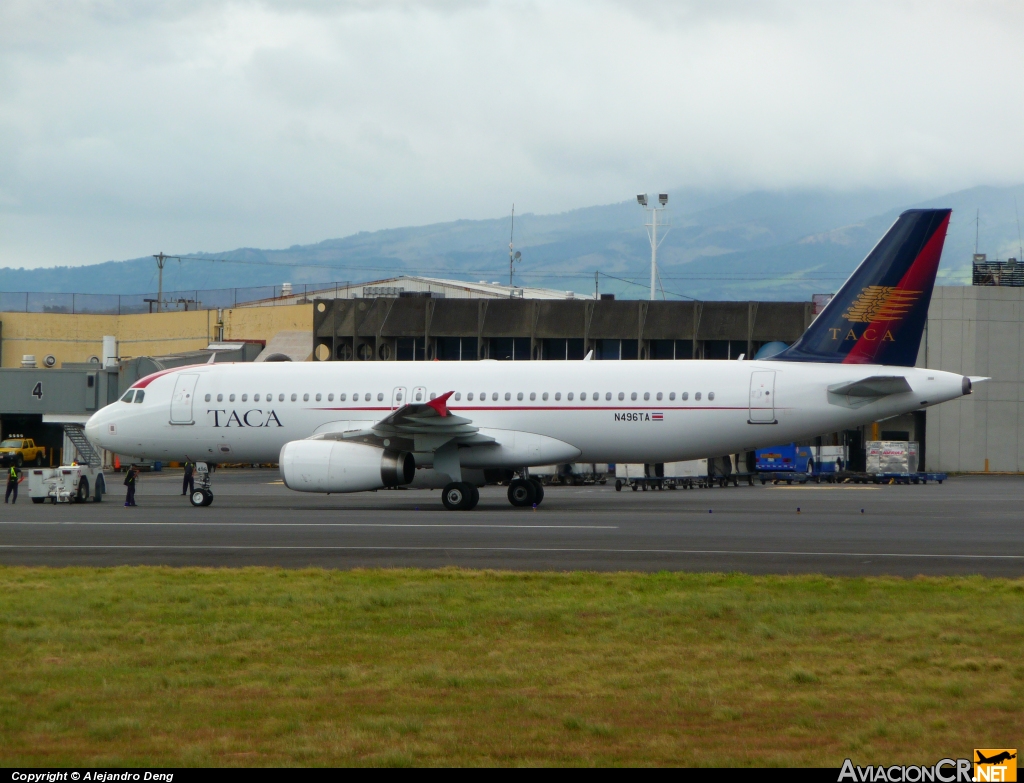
[583,350,593,361]
[426,391,454,417]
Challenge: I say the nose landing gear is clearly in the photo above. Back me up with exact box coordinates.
[188,462,214,507]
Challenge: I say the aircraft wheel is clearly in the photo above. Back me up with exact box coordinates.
[190,489,206,507]
[201,489,214,506]
[507,479,536,507]
[443,482,473,510]
[529,478,544,506]
[466,486,480,510]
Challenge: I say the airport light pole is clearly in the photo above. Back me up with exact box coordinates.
[153,252,167,313]
[637,193,669,300]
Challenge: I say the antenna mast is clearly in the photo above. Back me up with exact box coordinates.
[975,209,980,255]
[1015,197,1023,262]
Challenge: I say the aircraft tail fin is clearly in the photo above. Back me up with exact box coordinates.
[772,208,951,366]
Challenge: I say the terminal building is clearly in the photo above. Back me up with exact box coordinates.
[1,271,1023,473]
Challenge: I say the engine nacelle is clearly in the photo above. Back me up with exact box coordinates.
[279,439,415,493]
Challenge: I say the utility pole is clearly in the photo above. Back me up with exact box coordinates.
[153,252,167,313]
[595,271,599,299]
[637,194,669,300]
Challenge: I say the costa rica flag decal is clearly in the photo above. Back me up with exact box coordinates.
[652,412,664,421]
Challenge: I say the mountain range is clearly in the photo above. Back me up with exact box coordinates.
[2,184,1023,302]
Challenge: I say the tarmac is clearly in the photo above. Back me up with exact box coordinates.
[1,470,1022,576]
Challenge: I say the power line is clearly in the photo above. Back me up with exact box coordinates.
[158,255,851,283]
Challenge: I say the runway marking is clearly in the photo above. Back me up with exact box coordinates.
[768,486,879,490]
[1,522,617,530]
[0,545,1021,559]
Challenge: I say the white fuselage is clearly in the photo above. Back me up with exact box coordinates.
[84,359,967,467]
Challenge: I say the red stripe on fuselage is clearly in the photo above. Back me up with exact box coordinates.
[843,212,950,364]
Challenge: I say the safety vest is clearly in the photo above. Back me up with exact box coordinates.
[8,466,16,481]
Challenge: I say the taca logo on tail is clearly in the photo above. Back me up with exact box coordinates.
[772,208,951,367]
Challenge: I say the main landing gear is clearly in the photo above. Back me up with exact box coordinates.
[188,461,215,507]
[442,482,480,511]
[440,471,545,511]
[507,475,544,508]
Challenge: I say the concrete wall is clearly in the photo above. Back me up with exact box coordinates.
[920,286,1024,472]
[0,305,312,368]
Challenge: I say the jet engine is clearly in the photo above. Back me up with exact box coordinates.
[279,439,415,493]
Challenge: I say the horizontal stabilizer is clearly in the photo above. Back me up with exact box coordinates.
[828,375,911,398]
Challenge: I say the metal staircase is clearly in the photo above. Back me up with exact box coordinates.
[63,424,102,467]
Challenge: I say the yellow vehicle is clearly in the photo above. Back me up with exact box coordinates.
[0,436,48,468]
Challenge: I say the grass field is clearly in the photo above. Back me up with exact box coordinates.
[1,567,1021,766]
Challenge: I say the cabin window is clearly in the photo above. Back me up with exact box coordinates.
[328,393,334,401]
[278,393,285,402]
[467,392,474,401]
[492,392,498,401]
[669,392,676,401]
[395,392,403,402]
[430,393,436,400]
[134,391,145,403]
[644,392,650,401]
[695,392,702,401]
[593,392,599,401]
[242,394,248,402]
[315,393,321,402]
[681,392,689,401]
[580,392,587,401]
[454,392,461,401]
[708,392,715,401]
[340,393,347,401]
[291,393,297,402]
[504,392,511,401]
[517,392,524,401]
[254,394,260,402]
[542,392,549,401]
[656,392,663,401]
[301,393,308,401]
[217,394,223,402]
[378,393,384,402]
[567,392,574,401]
[121,390,135,403]
[605,392,612,401]
[630,392,637,401]
[555,392,561,401]
[618,392,624,401]
[530,392,536,401]
[229,394,236,402]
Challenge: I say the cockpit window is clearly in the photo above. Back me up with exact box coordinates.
[134,390,145,403]
[121,390,135,403]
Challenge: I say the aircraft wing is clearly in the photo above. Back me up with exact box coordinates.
[828,375,912,398]
[313,391,494,453]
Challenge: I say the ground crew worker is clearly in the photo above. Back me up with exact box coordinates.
[124,465,139,507]
[5,464,19,504]
[182,459,195,496]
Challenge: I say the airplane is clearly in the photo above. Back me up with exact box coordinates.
[975,751,1016,765]
[85,208,980,510]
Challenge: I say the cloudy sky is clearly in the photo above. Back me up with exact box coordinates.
[2,0,1022,269]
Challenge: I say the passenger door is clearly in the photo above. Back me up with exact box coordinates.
[748,371,776,424]
[170,374,199,425]
[411,386,427,404]
[391,386,408,410]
